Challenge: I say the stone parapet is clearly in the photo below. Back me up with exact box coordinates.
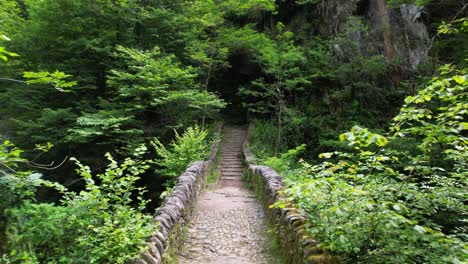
[132,123,222,264]
[243,123,336,264]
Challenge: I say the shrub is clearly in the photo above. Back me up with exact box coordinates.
[152,125,209,181]
[272,68,467,263]
[263,144,305,176]
[279,127,465,263]
[1,144,156,264]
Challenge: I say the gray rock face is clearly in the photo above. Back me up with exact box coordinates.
[399,3,430,70]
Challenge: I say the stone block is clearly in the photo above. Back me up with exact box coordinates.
[141,251,160,264]
[148,237,164,254]
[147,243,162,261]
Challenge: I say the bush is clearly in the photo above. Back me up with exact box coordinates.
[278,127,465,263]
[152,125,209,181]
[263,144,305,176]
[1,144,156,264]
[271,69,467,263]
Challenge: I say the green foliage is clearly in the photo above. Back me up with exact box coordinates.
[392,65,467,181]
[239,24,311,153]
[23,70,77,92]
[152,126,210,182]
[240,23,310,116]
[67,109,143,146]
[2,146,156,264]
[0,139,64,254]
[1,0,467,262]
[270,68,467,263]
[0,33,18,62]
[438,18,468,34]
[250,120,277,159]
[108,45,225,127]
[64,44,225,152]
[0,139,65,212]
[386,0,432,8]
[263,144,305,175]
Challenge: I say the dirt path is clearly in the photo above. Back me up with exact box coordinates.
[178,127,276,264]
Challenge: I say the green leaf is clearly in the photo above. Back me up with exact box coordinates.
[414,225,426,234]
[376,136,388,147]
[319,152,334,159]
[339,133,347,142]
[0,34,11,41]
[460,122,468,130]
[452,75,466,84]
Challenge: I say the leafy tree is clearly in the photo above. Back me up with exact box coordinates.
[240,23,310,154]
[181,0,276,127]
[66,45,225,150]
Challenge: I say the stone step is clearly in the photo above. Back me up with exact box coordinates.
[221,161,243,164]
[222,173,243,178]
[222,172,243,176]
[221,166,243,169]
[222,168,244,172]
[222,169,244,173]
[220,176,242,181]
[218,178,244,182]
[222,169,243,172]
[218,180,244,188]
[221,165,243,168]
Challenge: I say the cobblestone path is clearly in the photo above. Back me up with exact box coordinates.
[178,127,277,264]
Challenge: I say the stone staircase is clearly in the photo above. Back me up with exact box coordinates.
[218,127,246,188]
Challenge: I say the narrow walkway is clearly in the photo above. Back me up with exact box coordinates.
[178,127,276,264]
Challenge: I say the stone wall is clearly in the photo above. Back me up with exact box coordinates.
[133,124,222,264]
[243,123,336,264]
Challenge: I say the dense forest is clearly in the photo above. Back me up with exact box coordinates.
[0,0,466,263]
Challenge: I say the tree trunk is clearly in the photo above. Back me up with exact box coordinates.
[370,0,402,87]
[274,88,284,156]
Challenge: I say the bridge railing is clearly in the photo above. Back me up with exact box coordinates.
[132,124,222,264]
[243,123,336,264]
